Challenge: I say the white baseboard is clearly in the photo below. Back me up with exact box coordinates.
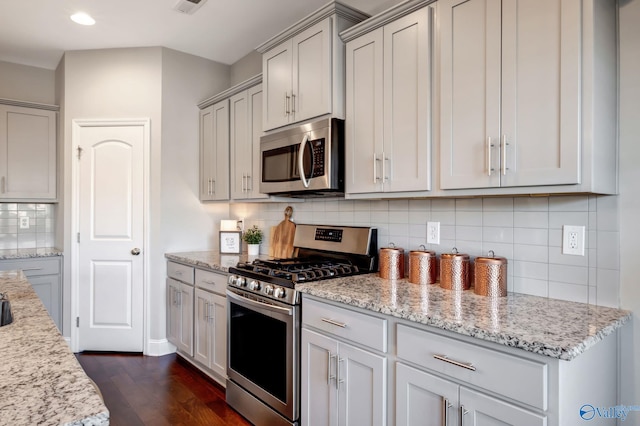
[146,338,176,356]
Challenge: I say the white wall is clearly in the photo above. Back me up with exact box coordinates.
[618,0,640,407]
[229,51,261,87]
[0,60,55,104]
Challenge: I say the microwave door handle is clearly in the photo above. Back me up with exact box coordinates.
[298,134,311,188]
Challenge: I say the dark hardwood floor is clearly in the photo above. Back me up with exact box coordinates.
[76,352,252,426]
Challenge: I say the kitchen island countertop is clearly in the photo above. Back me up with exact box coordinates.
[296,274,631,361]
[0,270,108,425]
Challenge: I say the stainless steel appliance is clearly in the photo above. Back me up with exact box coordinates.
[226,224,377,426]
[259,118,345,197]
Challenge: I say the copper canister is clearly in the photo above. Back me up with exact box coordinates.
[440,248,470,291]
[474,251,507,297]
[408,247,437,285]
[379,244,405,279]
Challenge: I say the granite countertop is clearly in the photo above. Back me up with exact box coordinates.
[0,247,63,260]
[296,274,632,361]
[165,250,268,273]
[0,270,108,425]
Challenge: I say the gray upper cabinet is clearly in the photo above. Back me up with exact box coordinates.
[199,99,230,201]
[257,1,369,132]
[439,0,618,194]
[344,6,433,196]
[0,103,57,201]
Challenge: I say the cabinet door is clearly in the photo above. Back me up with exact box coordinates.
[460,387,547,426]
[200,100,229,201]
[396,363,459,426]
[0,105,56,200]
[440,0,502,189]
[230,91,250,200]
[28,274,62,331]
[292,18,332,124]
[167,278,181,348]
[263,41,293,131]
[302,328,339,426]
[210,293,227,378]
[383,7,432,193]
[179,283,194,356]
[194,289,212,366]
[500,0,580,187]
[338,342,387,426]
[345,28,384,194]
[247,84,267,199]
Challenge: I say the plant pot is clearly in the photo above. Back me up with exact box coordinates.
[247,244,260,256]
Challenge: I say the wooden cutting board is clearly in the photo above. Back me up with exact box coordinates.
[269,206,296,259]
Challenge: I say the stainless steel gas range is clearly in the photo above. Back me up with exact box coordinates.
[225,224,378,426]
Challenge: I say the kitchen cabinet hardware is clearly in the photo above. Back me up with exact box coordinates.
[501,134,509,176]
[374,154,380,183]
[130,248,140,256]
[321,317,347,328]
[1,176,5,193]
[460,406,469,425]
[337,357,345,387]
[433,354,476,371]
[21,267,43,271]
[328,352,336,385]
[442,398,452,426]
[486,137,494,176]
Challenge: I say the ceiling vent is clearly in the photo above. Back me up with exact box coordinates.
[173,0,208,14]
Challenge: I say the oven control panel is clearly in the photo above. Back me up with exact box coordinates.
[227,274,298,305]
[315,228,343,242]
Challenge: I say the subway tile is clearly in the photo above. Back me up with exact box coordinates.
[338,200,355,212]
[549,195,589,212]
[17,233,36,249]
[354,200,372,211]
[409,210,427,225]
[453,240,482,257]
[456,211,482,226]
[513,197,549,212]
[440,225,456,241]
[409,223,427,240]
[456,198,482,211]
[482,197,514,211]
[389,199,409,211]
[480,242,513,260]
[0,211,18,219]
[438,239,457,253]
[353,211,371,224]
[596,195,620,232]
[389,223,409,237]
[596,269,620,308]
[338,211,354,224]
[371,200,389,211]
[514,212,548,228]
[431,199,455,211]
[548,264,589,285]
[17,204,37,212]
[597,231,620,270]
[0,203,17,211]
[409,236,428,250]
[371,211,389,224]
[388,210,409,224]
[513,260,548,281]
[588,248,597,268]
[588,286,597,305]
[548,282,589,304]
[325,200,341,212]
[456,226,482,242]
[409,199,430,211]
[483,211,514,227]
[548,246,588,267]
[588,212,597,231]
[588,230,597,249]
[514,228,548,246]
[548,229,562,247]
[387,236,409,250]
[549,211,588,229]
[589,267,597,286]
[482,227,513,244]
[589,195,598,212]
[513,277,548,297]
[514,244,548,263]
[323,212,340,223]
[430,211,456,226]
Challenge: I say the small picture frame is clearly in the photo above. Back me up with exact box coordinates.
[220,231,242,254]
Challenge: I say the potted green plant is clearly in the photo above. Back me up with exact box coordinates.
[243,225,263,255]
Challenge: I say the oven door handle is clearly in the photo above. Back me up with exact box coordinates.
[226,289,294,317]
[298,134,311,188]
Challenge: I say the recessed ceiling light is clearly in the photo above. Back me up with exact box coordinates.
[70,12,96,26]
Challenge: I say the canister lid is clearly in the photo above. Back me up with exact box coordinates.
[409,244,435,257]
[475,250,507,265]
[440,247,469,260]
[381,242,404,253]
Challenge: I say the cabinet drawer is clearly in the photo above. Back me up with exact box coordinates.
[302,297,387,352]
[195,268,226,295]
[167,261,194,285]
[0,257,61,277]
[397,324,548,410]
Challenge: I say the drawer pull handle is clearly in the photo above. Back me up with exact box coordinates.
[321,318,347,328]
[203,280,215,285]
[433,354,476,371]
[174,270,183,276]
[21,267,43,271]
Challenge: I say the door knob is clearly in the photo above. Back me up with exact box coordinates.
[131,248,141,255]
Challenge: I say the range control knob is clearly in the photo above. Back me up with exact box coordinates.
[228,275,237,286]
[236,277,246,287]
[248,280,261,291]
[264,285,274,296]
[273,287,286,299]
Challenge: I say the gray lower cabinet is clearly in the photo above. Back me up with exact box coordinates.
[302,294,619,426]
[0,256,62,330]
[166,260,227,386]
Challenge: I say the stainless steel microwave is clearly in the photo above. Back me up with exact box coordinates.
[259,118,344,197]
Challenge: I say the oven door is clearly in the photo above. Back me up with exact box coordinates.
[226,287,300,422]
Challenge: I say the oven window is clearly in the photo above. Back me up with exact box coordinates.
[229,301,287,402]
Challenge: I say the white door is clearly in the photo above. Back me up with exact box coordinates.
[75,120,146,352]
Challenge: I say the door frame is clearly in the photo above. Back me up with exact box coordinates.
[70,118,151,353]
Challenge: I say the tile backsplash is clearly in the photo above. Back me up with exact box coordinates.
[230,194,620,308]
[0,203,56,250]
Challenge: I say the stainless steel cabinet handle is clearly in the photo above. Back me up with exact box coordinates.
[204,302,209,321]
[174,270,183,276]
[501,134,509,176]
[1,176,4,193]
[321,318,347,328]
[433,354,476,371]
[327,352,336,385]
[246,174,251,191]
[208,302,213,322]
[486,136,494,176]
[291,93,296,113]
[460,405,469,426]
[131,248,141,255]
[337,357,345,388]
[211,179,215,194]
[383,153,390,182]
[442,397,452,426]
[21,267,43,271]
[373,154,381,183]
[285,92,290,116]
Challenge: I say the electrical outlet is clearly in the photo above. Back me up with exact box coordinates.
[427,221,440,244]
[562,225,585,256]
[19,217,30,229]
[236,218,244,232]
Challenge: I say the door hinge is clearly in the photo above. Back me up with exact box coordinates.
[77,146,83,159]
[77,232,80,243]
[76,317,80,327]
